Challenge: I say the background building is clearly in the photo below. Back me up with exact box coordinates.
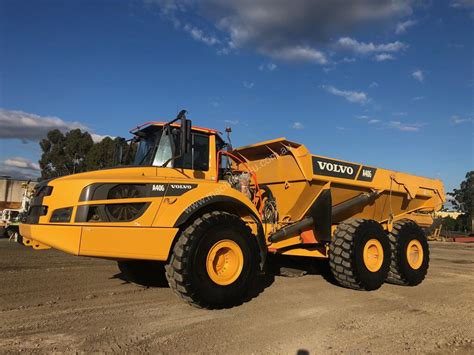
[0,177,37,210]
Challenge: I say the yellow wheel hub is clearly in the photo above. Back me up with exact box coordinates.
[206,240,244,286]
[406,239,423,270]
[363,239,384,272]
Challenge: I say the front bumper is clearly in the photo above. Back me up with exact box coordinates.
[20,224,179,261]
[20,224,81,254]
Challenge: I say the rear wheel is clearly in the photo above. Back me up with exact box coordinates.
[329,219,390,290]
[386,219,429,286]
[165,211,259,309]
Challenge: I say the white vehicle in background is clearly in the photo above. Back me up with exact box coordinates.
[0,209,22,240]
[1,182,34,242]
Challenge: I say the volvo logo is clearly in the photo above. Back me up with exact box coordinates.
[317,161,354,175]
[170,184,193,189]
[312,156,361,180]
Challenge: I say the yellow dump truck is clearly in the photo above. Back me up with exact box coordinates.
[21,111,445,308]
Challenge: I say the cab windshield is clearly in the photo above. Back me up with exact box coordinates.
[133,126,210,171]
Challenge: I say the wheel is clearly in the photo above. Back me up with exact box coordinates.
[329,219,390,291]
[165,211,259,309]
[386,219,429,286]
[117,260,167,287]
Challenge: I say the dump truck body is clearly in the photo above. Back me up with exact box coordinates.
[20,113,445,308]
[232,138,444,257]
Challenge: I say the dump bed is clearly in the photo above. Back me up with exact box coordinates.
[233,138,445,225]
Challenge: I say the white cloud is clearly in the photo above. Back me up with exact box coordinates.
[0,109,87,142]
[412,96,425,101]
[357,114,425,132]
[0,109,112,143]
[90,133,113,143]
[374,53,395,61]
[150,0,414,62]
[369,81,379,88]
[412,69,424,82]
[259,62,277,71]
[0,157,41,180]
[395,19,417,34]
[450,0,474,8]
[450,115,473,124]
[291,122,304,130]
[388,121,424,131]
[340,57,356,63]
[243,81,255,89]
[336,37,407,54]
[267,46,327,64]
[183,24,220,46]
[392,112,407,116]
[336,126,349,131]
[224,119,239,125]
[3,157,40,171]
[321,85,370,105]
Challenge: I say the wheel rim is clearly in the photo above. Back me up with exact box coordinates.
[363,239,384,272]
[206,239,244,286]
[406,239,423,270]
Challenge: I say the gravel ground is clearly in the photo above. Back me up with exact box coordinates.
[0,239,473,354]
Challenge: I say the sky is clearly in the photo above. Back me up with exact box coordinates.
[0,0,473,194]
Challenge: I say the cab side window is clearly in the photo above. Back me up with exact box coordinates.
[192,134,209,171]
[174,133,209,171]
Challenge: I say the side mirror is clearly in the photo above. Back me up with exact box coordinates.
[180,117,192,154]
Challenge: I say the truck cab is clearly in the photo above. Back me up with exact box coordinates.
[130,120,225,181]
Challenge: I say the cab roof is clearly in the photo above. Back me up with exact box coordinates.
[130,121,221,135]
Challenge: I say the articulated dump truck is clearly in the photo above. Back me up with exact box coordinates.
[21,111,445,308]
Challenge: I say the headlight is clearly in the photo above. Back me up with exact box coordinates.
[50,207,73,223]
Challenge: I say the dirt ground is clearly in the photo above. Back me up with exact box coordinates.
[0,239,473,354]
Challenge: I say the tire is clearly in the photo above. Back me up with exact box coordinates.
[117,260,167,287]
[165,211,259,309]
[386,219,429,286]
[329,219,390,291]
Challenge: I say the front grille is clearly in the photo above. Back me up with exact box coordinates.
[75,203,149,223]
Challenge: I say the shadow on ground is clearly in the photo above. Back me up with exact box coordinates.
[268,254,338,286]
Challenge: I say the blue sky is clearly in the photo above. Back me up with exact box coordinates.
[0,0,472,193]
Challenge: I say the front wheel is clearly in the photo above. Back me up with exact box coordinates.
[165,211,260,309]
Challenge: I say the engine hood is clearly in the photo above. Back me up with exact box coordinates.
[50,166,158,183]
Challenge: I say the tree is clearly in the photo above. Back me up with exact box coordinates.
[85,137,117,170]
[441,216,457,231]
[39,129,94,180]
[85,137,134,170]
[448,171,473,233]
[39,129,131,180]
